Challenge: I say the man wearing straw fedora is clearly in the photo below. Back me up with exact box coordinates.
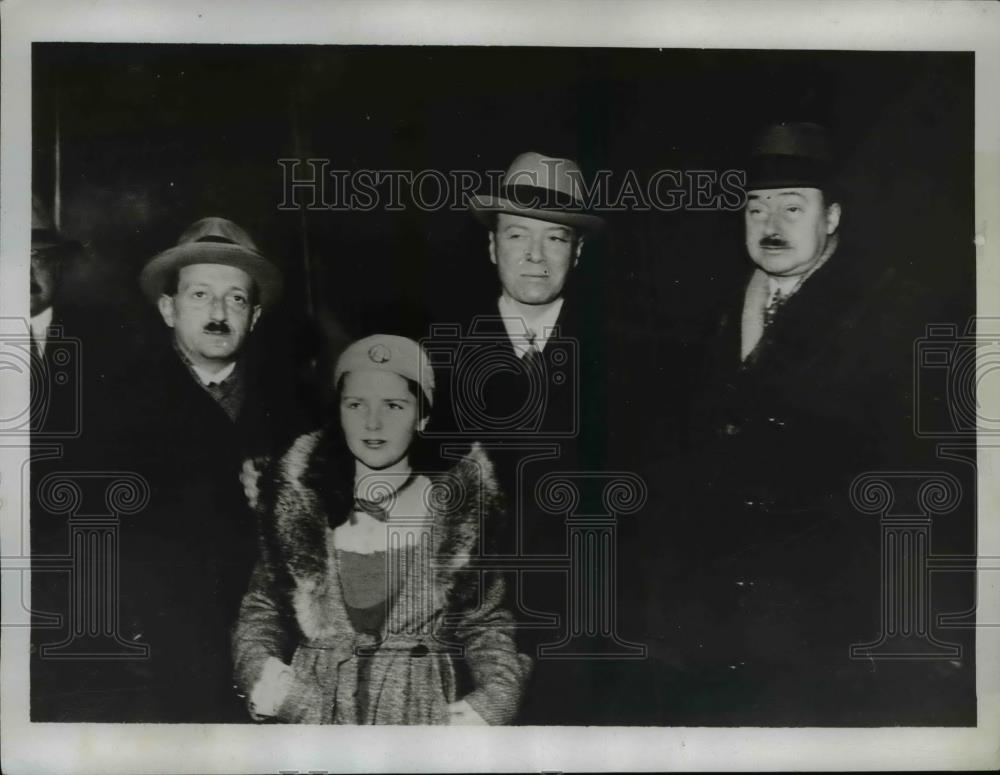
[432,151,607,527]
[456,150,606,474]
[139,216,283,409]
[431,152,618,723]
[92,216,306,721]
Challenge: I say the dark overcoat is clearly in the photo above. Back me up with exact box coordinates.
[31,331,312,722]
[628,246,976,725]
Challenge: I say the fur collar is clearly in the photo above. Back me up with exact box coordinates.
[250,434,501,641]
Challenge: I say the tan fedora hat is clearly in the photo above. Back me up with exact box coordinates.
[469,151,605,233]
[139,217,283,307]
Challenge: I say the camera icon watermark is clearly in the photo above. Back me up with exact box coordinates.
[0,317,82,438]
[422,318,579,437]
[914,318,1000,437]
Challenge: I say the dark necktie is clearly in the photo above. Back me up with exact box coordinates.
[521,333,542,370]
[204,370,244,423]
[205,380,228,402]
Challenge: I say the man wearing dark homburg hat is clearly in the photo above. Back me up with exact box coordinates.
[634,122,973,725]
[84,217,309,722]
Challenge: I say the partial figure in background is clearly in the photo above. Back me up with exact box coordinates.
[28,195,88,435]
[29,194,96,719]
[233,334,530,724]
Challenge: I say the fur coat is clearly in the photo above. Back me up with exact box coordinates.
[232,432,532,724]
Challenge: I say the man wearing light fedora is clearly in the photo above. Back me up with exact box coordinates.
[447,151,606,468]
[140,216,283,413]
[461,150,606,532]
[88,216,310,722]
[430,152,624,724]
[468,150,603,359]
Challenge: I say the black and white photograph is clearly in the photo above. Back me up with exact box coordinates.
[2,1,999,772]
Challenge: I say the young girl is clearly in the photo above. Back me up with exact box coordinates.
[232,334,530,724]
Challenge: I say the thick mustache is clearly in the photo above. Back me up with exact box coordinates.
[203,322,232,334]
[759,236,789,248]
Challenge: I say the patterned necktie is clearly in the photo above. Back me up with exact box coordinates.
[203,369,245,422]
[763,288,786,329]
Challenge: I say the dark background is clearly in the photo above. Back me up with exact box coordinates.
[30,42,978,727]
[33,44,973,358]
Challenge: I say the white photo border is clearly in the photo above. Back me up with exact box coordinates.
[2,1,998,772]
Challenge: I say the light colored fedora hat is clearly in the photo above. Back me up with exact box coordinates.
[139,216,283,307]
[469,151,605,232]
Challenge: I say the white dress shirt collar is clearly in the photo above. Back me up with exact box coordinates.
[30,306,54,356]
[496,295,565,358]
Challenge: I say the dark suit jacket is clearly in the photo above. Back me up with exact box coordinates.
[430,296,610,547]
[430,293,627,723]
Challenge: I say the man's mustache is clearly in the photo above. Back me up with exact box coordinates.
[759,235,790,248]
[203,321,232,334]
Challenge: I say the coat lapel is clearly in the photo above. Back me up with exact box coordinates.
[703,285,746,389]
[731,247,888,381]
